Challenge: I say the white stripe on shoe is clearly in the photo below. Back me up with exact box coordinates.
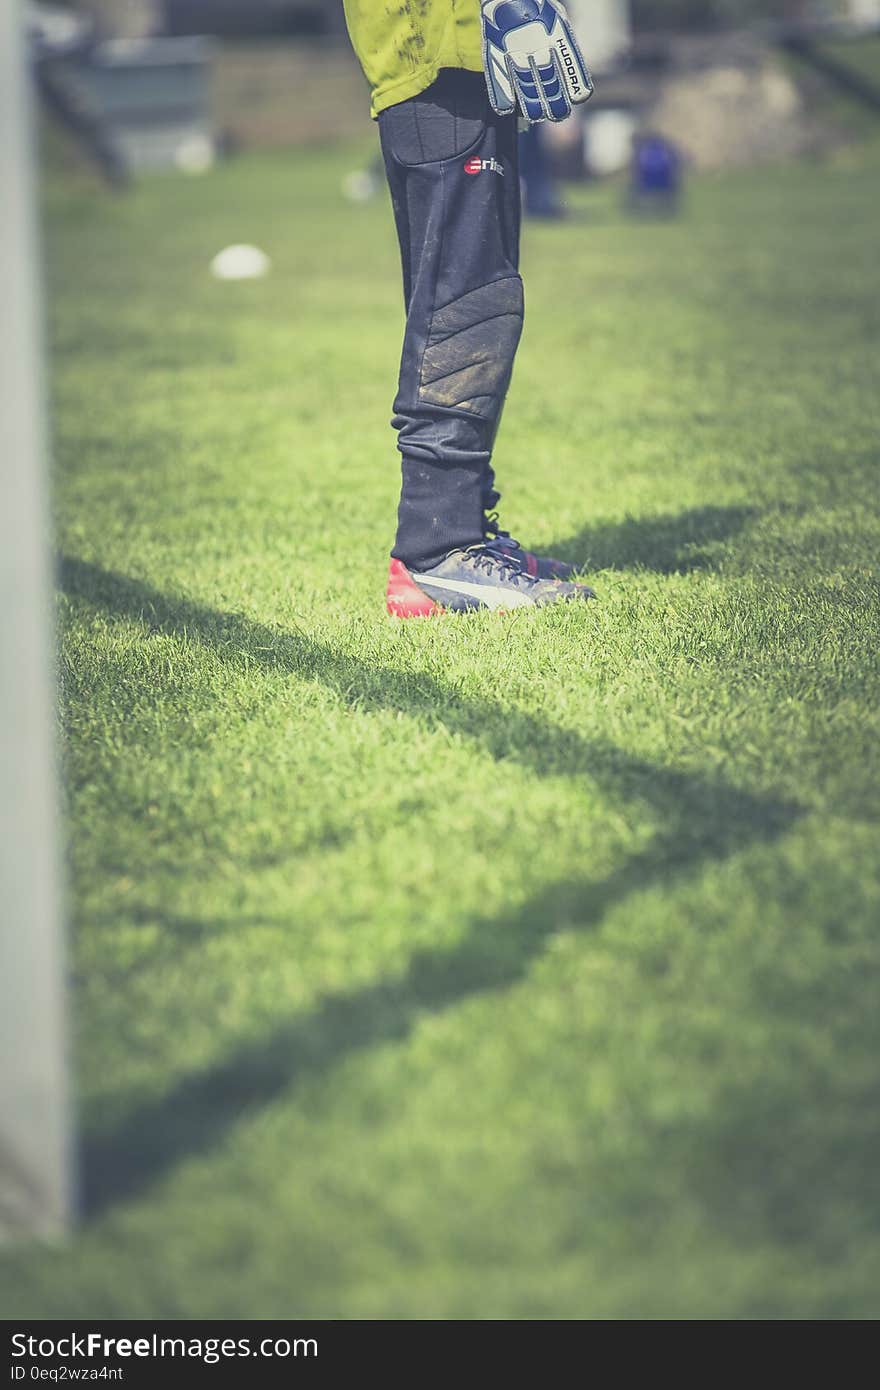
[410,573,534,610]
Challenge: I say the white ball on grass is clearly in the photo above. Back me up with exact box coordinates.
[210,245,271,281]
[176,135,215,175]
[342,169,379,202]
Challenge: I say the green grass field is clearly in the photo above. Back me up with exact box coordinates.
[2,131,879,1319]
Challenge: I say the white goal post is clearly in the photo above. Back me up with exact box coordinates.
[0,0,72,1241]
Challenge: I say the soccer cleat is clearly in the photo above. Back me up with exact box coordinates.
[386,543,592,616]
[483,510,593,589]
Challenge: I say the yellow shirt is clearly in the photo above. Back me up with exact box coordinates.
[342,0,483,117]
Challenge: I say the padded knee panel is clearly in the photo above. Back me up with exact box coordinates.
[419,275,524,418]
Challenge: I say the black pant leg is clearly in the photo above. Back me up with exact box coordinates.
[379,69,522,570]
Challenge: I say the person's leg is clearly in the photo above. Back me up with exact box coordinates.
[378,69,522,572]
[519,121,563,220]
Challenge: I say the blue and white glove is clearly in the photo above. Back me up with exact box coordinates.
[481,0,593,123]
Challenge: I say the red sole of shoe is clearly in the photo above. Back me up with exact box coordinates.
[385,558,444,618]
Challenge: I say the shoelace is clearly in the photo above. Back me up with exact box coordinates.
[483,510,519,548]
[463,541,539,588]
[483,511,525,553]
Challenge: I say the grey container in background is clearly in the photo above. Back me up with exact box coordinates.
[80,35,215,174]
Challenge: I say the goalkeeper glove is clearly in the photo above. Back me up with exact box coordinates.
[481,0,594,123]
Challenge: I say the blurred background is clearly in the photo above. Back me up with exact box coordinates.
[27,0,880,184]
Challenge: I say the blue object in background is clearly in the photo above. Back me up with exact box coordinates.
[629,131,682,214]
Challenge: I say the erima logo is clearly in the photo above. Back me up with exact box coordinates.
[557,38,582,96]
[464,157,505,177]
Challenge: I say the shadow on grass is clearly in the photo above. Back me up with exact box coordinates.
[83,778,795,1217]
[58,555,800,1216]
[57,553,604,778]
[543,504,757,575]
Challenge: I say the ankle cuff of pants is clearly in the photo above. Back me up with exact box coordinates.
[392,453,485,571]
